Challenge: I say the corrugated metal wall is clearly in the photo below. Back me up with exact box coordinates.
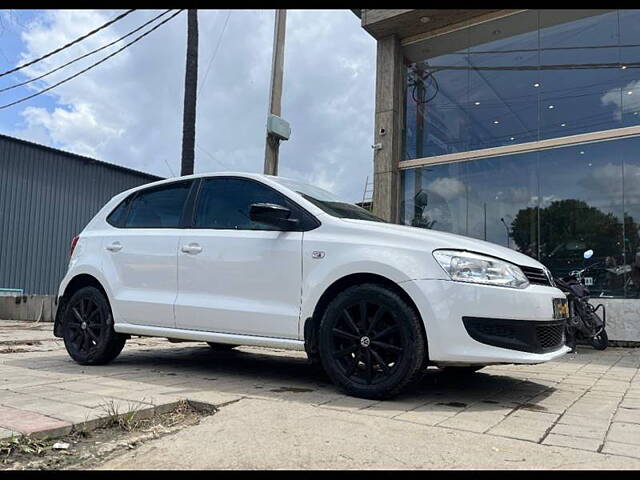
[0,135,161,294]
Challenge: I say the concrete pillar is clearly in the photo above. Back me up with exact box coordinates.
[372,35,404,223]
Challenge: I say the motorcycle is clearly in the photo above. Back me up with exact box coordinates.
[553,249,608,352]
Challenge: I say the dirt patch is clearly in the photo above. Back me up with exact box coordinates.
[0,400,218,470]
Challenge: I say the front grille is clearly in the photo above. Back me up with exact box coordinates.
[520,265,552,287]
[463,317,566,354]
[537,323,565,349]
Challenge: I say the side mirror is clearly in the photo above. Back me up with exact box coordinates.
[583,249,594,260]
[249,203,299,231]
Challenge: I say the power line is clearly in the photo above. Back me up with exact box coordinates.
[0,9,185,110]
[197,10,232,97]
[0,10,174,94]
[0,9,136,79]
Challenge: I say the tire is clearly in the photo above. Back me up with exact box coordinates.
[62,286,126,365]
[440,366,484,375]
[590,329,608,350]
[318,283,426,400]
[206,342,236,351]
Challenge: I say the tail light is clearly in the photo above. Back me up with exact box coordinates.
[69,235,79,257]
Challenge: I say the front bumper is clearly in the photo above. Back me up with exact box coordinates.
[401,279,570,365]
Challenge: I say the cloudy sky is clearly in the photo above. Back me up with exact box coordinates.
[0,9,376,201]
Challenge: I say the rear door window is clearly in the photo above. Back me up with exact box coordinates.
[125,181,192,228]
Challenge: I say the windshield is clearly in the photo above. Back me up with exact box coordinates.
[272,177,385,222]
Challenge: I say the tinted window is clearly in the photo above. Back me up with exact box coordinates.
[194,178,298,230]
[125,181,191,228]
[106,196,133,227]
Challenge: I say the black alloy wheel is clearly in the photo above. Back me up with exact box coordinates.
[62,286,126,365]
[319,284,426,399]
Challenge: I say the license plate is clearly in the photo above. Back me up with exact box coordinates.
[553,298,569,319]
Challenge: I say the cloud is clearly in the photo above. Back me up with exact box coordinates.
[6,9,376,201]
[425,177,466,200]
[601,79,640,120]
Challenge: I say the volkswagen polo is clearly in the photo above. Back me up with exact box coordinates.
[54,172,569,399]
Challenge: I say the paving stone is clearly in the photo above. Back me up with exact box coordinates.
[318,396,380,412]
[607,422,640,446]
[614,407,640,424]
[393,405,456,426]
[601,441,640,459]
[542,433,602,451]
[557,413,611,429]
[488,415,554,443]
[0,405,71,435]
[549,421,608,440]
[438,411,505,433]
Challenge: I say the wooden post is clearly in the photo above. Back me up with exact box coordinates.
[372,35,404,223]
[263,9,287,176]
[180,9,198,176]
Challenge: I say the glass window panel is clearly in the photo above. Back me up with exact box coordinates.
[465,153,539,255]
[538,140,624,297]
[404,28,470,159]
[539,10,621,139]
[400,162,468,235]
[467,11,540,150]
[619,10,640,127]
[621,136,640,298]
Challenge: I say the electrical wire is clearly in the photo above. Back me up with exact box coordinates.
[0,10,174,94]
[0,9,136,79]
[197,10,232,97]
[0,9,185,110]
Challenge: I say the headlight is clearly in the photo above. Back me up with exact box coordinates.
[433,250,530,289]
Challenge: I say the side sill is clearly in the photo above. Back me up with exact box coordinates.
[114,323,306,351]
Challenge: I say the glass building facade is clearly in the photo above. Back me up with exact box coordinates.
[400,10,640,298]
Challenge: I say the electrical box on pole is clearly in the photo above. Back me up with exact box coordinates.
[267,114,291,141]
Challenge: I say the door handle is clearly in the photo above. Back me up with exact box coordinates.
[106,241,123,252]
[181,243,202,255]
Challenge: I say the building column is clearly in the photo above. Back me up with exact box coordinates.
[372,34,404,223]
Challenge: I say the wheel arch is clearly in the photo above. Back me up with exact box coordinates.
[302,272,427,362]
[54,273,109,337]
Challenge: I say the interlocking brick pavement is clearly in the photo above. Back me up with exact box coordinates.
[1,319,640,464]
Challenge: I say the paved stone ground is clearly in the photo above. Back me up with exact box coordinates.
[1,319,640,468]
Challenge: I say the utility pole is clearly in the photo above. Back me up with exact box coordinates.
[263,9,287,176]
[180,9,198,176]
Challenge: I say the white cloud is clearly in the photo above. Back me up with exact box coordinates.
[426,177,466,200]
[7,9,376,201]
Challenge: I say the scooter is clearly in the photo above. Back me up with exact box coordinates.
[553,250,608,352]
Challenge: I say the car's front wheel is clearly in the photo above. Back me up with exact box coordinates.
[62,286,126,365]
[318,283,426,399]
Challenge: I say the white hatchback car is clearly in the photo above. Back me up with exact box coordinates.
[55,172,570,399]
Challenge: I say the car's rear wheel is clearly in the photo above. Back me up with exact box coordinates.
[206,342,236,351]
[62,286,126,365]
[318,284,426,400]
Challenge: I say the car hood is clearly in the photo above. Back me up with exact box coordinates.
[339,219,543,269]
